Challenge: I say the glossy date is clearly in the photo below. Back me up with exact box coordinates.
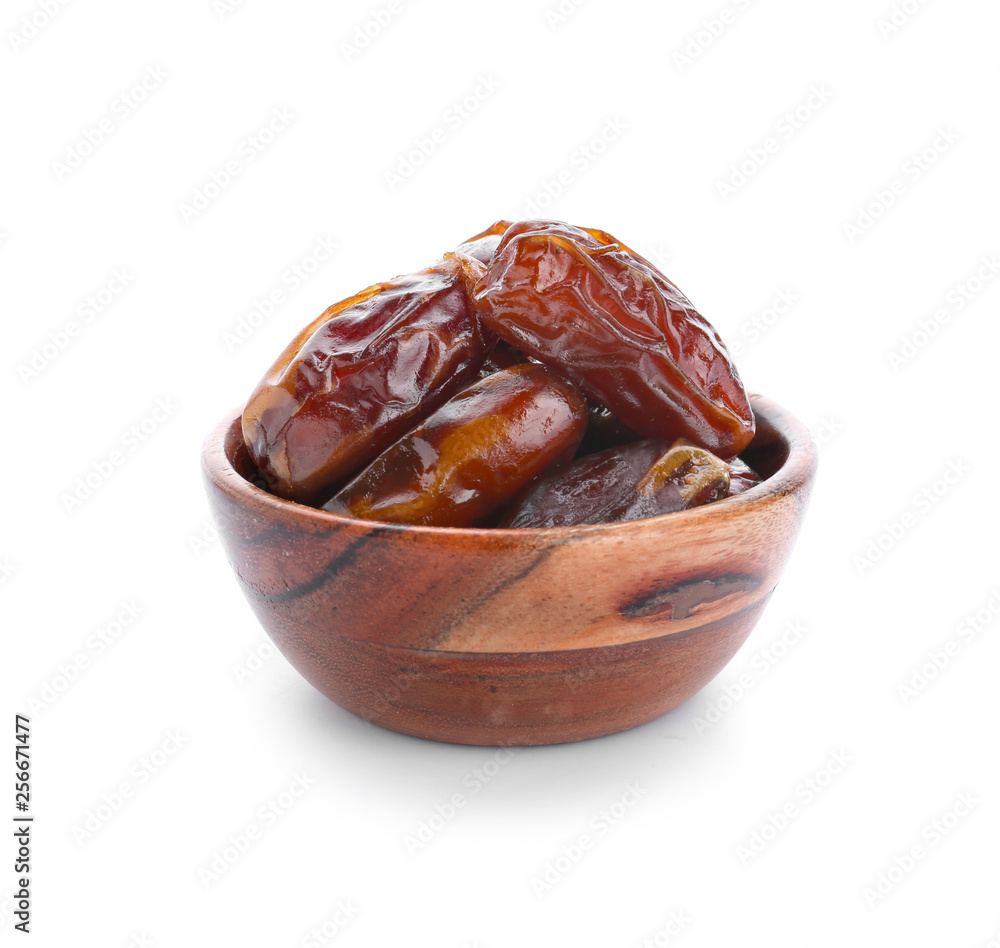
[474,219,755,458]
[452,219,514,265]
[725,456,763,497]
[242,217,765,526]
[242,253,488,504]
[324,364,588,527]
[497,438,732,528]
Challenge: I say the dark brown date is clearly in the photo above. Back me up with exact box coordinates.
[497,438,731,528]
[577,402,640,457]
[324,364,587,527]
[474,219,755,458]
[243,253,488,504]
[476,338,531,379]
[725,457,763,497]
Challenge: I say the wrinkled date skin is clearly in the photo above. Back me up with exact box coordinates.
[474,220,755,458]
[243,253,489,504]
[324,364,587,527]
[497,438,731,528]
[452,219,514,265]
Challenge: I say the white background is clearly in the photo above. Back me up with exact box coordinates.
[3,0,999,944]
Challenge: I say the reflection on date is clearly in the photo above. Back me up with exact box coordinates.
[242,220,762,526]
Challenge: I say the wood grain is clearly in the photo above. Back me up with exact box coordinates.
[202,394,817,744]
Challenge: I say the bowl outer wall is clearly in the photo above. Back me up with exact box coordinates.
[288,596,778,745]
[202,394,817,655]
[203,394,816,744]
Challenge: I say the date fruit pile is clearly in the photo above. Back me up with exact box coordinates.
[242,219,761,528]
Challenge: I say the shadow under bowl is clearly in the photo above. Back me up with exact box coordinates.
[202,394,817,745]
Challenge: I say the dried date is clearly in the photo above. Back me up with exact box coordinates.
[452,219,514,265]
[725,457,763,497]
[497,438,731,528]
[243,253,488,504]
[474,219,755,458]
[324,364,587,527]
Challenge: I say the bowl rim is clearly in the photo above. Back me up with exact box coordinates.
[202,393,817,541]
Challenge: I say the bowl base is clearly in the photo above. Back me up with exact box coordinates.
[281,597,769,745]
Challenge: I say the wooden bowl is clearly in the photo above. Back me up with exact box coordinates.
[202,395,816,745]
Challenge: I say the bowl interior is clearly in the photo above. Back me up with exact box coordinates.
[221,392,795,528]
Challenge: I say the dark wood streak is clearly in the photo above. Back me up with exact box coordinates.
[202,394,818,744]
[238,528,392,604]
[621,573,762,620]
[424,543,570,649]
